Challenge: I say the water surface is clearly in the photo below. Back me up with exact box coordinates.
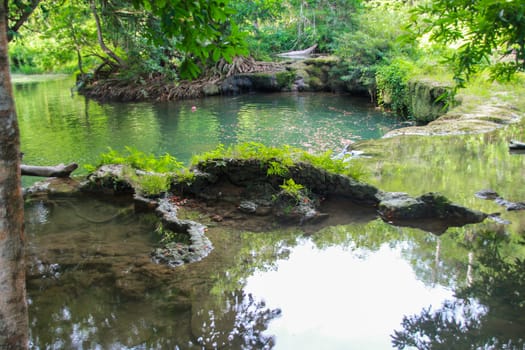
[14,75,401,181]
[19,75,525,349]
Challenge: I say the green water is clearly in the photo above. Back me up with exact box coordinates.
[20,75,525,349]
[14,75,401,182]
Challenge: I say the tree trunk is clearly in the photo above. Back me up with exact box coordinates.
[0,4,29,350]
[89,0,125,67]
[21,163,78,177]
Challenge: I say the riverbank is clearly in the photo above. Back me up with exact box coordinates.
[384,74,525,137]
[77,57,525,137]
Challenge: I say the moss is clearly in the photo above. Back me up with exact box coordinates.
[303,56,340,66]
[275,71,295,88]
[307,76,324,90]
[305,64,322,76]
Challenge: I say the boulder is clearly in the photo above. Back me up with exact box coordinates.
[378,192,487,233]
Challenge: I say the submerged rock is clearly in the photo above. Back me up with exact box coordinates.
[151,199,213,267]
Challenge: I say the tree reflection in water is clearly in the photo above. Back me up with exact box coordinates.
[192,290,281,349]
[392,234,525,349]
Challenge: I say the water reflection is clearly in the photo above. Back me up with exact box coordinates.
[25,193,525,349]
[392,230,525,349]
[19,75,525,348]
[244,239,453,349]
[15,76,402,187]
[192,290,280,349]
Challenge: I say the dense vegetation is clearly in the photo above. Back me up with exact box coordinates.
[8,0,524,100]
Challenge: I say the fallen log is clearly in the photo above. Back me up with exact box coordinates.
[276,44,318,57]
[21,163,78,178]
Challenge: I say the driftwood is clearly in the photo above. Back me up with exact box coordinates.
[509,140,525,150]
[276,44,318,57]
[21,163,78,178]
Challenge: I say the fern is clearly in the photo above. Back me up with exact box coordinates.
[87,146,184,173]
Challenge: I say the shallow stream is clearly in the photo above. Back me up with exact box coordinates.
[18,75,525,349]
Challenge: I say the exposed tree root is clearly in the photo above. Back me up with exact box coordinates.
[80,56,286,102]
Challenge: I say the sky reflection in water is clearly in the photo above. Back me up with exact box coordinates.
[245,240,453,349]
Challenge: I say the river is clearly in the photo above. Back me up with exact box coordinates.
[17,75,525,349]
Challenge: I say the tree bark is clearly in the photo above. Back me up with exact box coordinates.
[21,163,78,177]
[0,4,29,350]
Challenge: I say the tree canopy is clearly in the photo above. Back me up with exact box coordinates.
[410,0,525,86]
[8,0,249,79]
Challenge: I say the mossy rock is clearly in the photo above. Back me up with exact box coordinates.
[407,80,451,123]
[303,56,340,66]
[202,83,220,96]
[275,71,296,89]
[307,76,324,90]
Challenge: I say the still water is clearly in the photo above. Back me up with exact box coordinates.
[19,75,525,349]
[14,75,401,179]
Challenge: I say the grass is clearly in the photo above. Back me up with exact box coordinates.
[453,72,525,116]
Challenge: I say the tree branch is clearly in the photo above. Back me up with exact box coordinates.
[7,0,41,42]
[89,0,125,67]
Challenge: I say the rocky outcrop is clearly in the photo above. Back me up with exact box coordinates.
[151,199,213,267]
[406,80,450,123]
[220,71,296,94]
[377,192,487,234]
[185,158,486,231]
[23,158,489,267]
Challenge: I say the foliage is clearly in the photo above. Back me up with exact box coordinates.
[91,146,184,173]
[6,0,42,41]
[375,60,411,115]
[128,0,249,79]
[267,161,290,177]
[85,146,187,196]
[8,0,248,79]
[9,0,98,74]
[279,178,305,202]
[299,150,369,180]
[192,142,369,181]
[229,0,363,60]
[334,1,416,95]
[409,0,525,87]
[132,173,171,196]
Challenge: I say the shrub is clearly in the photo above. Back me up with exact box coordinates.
[375,60,411,116]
